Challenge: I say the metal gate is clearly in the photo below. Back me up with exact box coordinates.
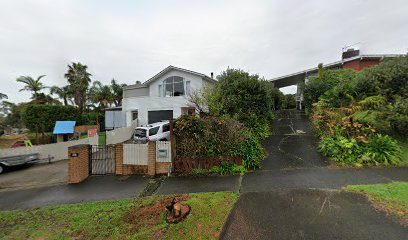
[90,145,116,175]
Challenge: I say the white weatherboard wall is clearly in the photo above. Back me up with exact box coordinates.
[0,135,98,161]
[156,141,171,163]
[122,69,211,127]
[106,120,137,145]
[123,144,148,165]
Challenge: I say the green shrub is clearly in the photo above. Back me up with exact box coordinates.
[174,115,245,159]
[319,135,362,165]
[211,161,247,175]
[319,134,402,166]
[22,104,79,133]
[229,130,264,169]
[388,98,408,138]
[248,118,271,140]
[191,168,210,175]
[361,134,402,165]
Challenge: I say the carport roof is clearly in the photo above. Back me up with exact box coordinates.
[53,121,76,134]
[269,54,403,88]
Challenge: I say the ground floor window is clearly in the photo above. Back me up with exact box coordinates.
[131,110,138,121]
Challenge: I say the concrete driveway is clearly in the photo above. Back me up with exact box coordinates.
[221,110,408,239]
[0,160,67,192]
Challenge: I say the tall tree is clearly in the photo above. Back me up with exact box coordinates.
[16,75,47,100]
[64,62,92,113]
[110,79,126,106]
[50,85,73,106]
[89,81,113,109]
[0,93,7,100]
[29,93,61,105]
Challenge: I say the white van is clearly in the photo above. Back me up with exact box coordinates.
[133,121,170,143]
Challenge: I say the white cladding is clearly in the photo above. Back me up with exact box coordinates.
[122,68,211,126]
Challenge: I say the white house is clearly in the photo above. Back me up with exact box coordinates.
[121,66,216,127]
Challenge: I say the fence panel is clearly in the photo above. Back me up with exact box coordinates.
[123,144,148,165]
[156,141,172,163]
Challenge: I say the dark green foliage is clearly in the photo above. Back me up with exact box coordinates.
[174,114,264,169]
[388,98,408,138]
[229,130,265,169]
[22,105,79,133]
[280,94,297,109]
[355,56,408,101]
[174,114,245,159]
[216,69,275,127]
[303,69,357,110]
[78,111,105,130]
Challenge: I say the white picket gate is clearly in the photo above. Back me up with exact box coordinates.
[123,143,148,165]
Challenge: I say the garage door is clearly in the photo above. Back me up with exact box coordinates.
[148,110,173,124]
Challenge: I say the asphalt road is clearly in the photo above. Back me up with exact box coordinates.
[0,175,149,210]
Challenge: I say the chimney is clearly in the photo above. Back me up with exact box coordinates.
[342,48,360,60]
[211,72,214,78]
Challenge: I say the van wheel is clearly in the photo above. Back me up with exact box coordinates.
[0,164,4,174]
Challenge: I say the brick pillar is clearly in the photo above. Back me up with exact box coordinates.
[148,141,156,176]
[115,144,124,175]
[68,144,90,184]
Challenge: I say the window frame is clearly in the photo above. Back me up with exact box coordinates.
[148,126,160,136]
[162,76,185,97]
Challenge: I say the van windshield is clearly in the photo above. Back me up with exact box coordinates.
[134,129,147,138]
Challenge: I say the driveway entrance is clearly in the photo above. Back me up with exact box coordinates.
[221,110,408,239]
[0,160,67,192]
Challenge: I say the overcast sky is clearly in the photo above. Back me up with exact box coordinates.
[1,0,407,103]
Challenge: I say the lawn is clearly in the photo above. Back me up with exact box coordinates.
[345,182,408,226]
[98,132,106,145]
[0,192,238,240]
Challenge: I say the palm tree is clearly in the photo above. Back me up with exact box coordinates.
[29,93,61,105]
[110,79,126,106]
[50,85,73,106]
[0,93,7,100]
[89,81,113,109]
[64,62,92,113]
[16,75,47,99]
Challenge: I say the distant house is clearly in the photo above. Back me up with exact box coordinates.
[121,66,216,127]
[270,49,405,109]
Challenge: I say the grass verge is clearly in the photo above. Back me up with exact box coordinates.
[0,192,238,240]
[345,181,408,226]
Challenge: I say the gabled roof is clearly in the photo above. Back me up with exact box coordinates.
[143,65,217,85]
[270,54,404,88]
[53,121,76,134]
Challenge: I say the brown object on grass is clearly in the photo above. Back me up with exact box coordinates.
[166,197,191,224]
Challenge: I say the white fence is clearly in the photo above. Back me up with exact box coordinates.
[156,141,171,163]
[0,135,98,161]
[123,143,148,165]
[106,120,137,145]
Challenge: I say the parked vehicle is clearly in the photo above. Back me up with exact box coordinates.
[0,153,39,174]
[133,121,170,144]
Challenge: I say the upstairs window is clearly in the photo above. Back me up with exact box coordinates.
[163,76,185,97]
